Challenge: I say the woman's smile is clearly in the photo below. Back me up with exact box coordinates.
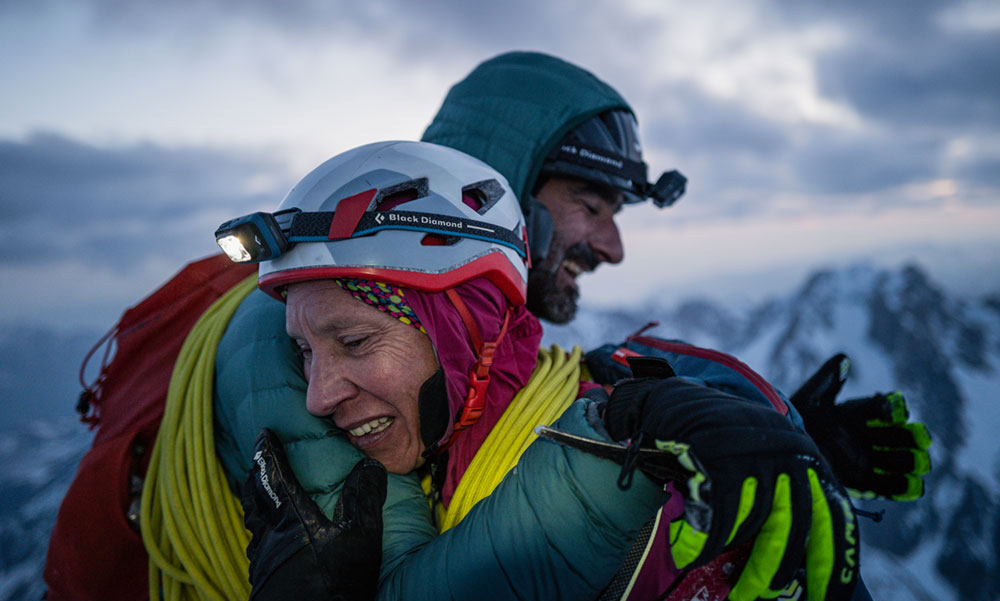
[345,416,393,438]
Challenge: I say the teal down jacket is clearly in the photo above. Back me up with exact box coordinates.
[214,290,671,599]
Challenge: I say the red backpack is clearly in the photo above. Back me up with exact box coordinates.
[43,254,255,601]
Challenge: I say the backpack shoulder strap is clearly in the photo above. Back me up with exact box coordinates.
[585,333,794,419]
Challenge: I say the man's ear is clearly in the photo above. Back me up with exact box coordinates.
[524,197,554,265]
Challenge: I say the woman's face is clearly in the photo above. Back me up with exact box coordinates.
[285,280,438,474]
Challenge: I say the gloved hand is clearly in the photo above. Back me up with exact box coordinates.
[791,354,932,501]
[604,358,859,601]
[241,428,387,601]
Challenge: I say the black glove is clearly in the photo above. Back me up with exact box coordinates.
[241,429,387,601]
[604,358,859,601]
[791,354,931,501]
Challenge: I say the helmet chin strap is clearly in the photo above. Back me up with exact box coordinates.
[524,197,554,266]
[441,288,512,448]
[417,367,450,454]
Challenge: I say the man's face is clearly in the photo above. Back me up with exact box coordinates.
[527,176,625,323]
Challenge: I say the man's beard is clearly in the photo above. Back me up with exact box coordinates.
[526,240,597,324]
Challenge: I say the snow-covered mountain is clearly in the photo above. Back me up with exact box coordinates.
[546,263,1000,601]
[2,261,998,600]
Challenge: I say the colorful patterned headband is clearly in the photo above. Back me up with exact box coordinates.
[334,278,426,334]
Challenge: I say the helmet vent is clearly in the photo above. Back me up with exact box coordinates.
[375,178,428,212]
[462,191,484,212]
[462,179,504,215]
[420,233,460,247]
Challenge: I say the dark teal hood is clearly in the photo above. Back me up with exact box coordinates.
[421,51,633,209]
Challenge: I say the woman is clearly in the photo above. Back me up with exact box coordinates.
[214,141,858,601]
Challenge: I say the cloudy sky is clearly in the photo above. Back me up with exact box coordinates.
[2,0,999,334]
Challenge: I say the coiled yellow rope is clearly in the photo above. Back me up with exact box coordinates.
[140,275,257,601]
[440,344,583,532]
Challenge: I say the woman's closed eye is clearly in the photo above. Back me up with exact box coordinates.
[341,335,369,350]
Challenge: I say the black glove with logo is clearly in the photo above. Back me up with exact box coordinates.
[603,357,859,601]
[241,428,387,601]
[791,354,932,501]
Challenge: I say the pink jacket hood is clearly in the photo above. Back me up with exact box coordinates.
[406,277,542,505]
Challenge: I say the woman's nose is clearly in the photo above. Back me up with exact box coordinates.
[304,356,357,417]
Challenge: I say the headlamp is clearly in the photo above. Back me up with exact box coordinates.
[646,170,687,208]
[214,209,298,263]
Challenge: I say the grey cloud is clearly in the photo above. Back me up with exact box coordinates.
[795,2,1000,191]
[764,0,1000,131]
[0,133,285,218]
[764,0,960,37]
[817,33,1000,131]
[640,84,948,206]
[791,129,940,195]
[639,85,792,213]
[954,155,1000,189]
[643,85,789,159]
[5,0,994,219]
[9,0,554,47]
[3,0,648,74]
[0,133,291,268]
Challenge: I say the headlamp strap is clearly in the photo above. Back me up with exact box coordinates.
[550,142,648,185]
[445,288,512,434]
[288,207,527,259]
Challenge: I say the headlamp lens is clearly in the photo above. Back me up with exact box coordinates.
[214,212,289,263]
[217,234,252,262]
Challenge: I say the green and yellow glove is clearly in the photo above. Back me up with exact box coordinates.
[791,354,932,501]
[604,358,859,601]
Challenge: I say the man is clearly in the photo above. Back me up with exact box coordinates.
[422,52,684,325]
[421,51,929,505]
